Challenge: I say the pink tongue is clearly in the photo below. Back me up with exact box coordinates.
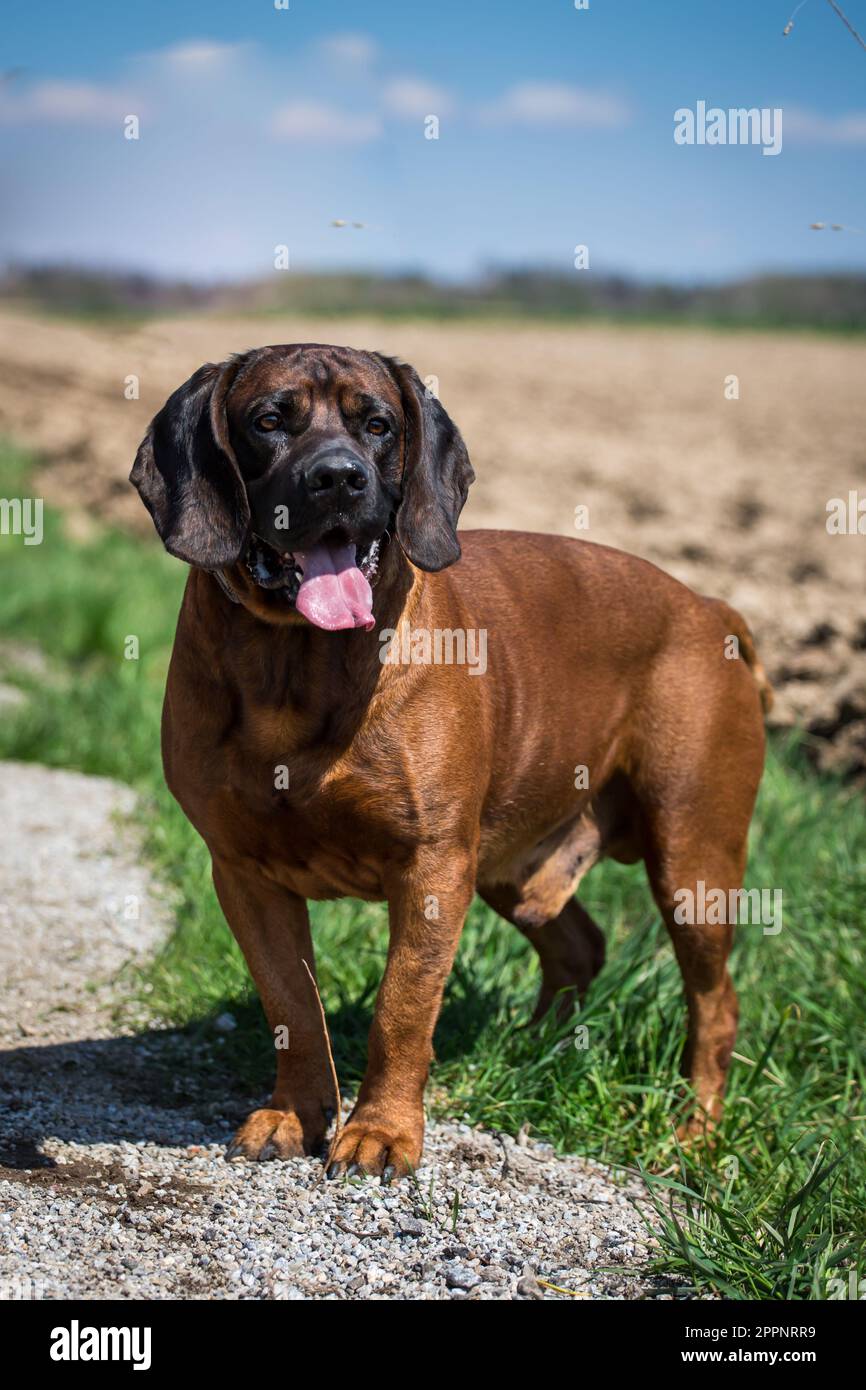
[293,541,375,631]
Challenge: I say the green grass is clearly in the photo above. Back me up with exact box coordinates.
[1,440,864,1299]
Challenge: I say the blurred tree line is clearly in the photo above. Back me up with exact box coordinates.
[3,263,865,330]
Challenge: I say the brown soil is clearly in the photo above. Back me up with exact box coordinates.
[1,309,863,775]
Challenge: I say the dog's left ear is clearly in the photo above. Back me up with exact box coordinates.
[380,358,475,572]
[130,357,250,569]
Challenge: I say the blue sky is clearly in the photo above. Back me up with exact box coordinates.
[1,0,865,282]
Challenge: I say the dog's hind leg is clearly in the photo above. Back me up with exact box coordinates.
[643,833,744,1138]
[636,650,766,1136]
[479,885,605,1022]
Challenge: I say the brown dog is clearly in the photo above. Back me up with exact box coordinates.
[131,343,770,1179]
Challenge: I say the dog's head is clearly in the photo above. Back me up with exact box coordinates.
[130,344,474,630]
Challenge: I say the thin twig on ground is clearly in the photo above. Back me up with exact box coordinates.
[301,958,343,1170]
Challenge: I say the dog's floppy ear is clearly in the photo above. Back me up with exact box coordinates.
[130,358,250,569]
[381,358,474,572]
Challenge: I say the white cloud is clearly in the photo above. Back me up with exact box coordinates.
[784,105,866,145]
[270,100,382,144]
[382,78,455,118]
[319,33,378,66]
[0,79,138,125]
[479,81,630,130]
[156,40,249,70]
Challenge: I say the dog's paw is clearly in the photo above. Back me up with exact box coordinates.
[325,1113,423,1182]
[226,1106,327,1162]
[675,1107,720,1148]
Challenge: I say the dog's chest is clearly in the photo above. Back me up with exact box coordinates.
[213,719,421,901]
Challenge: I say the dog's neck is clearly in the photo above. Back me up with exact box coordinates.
[186,536,422,735]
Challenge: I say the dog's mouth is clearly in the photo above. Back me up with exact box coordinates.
[242,530,381,631]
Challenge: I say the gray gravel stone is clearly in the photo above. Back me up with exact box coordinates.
[0,761,666,1302]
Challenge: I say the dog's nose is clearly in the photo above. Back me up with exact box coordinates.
[304,454,369,496]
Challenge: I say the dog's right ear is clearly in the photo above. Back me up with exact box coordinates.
[130,359,250,569]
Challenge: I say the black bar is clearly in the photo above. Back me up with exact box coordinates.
[2,1295,860,1374]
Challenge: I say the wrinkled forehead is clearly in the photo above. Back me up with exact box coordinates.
[227,345,401,416]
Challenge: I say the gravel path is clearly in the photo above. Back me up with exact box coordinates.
[0,761,663,1301]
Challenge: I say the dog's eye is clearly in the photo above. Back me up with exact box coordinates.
[367,417,390,436]
[255,413,282,433]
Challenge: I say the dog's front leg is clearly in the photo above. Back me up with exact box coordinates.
[327,846,476,1181]
[211,858,336,1161]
